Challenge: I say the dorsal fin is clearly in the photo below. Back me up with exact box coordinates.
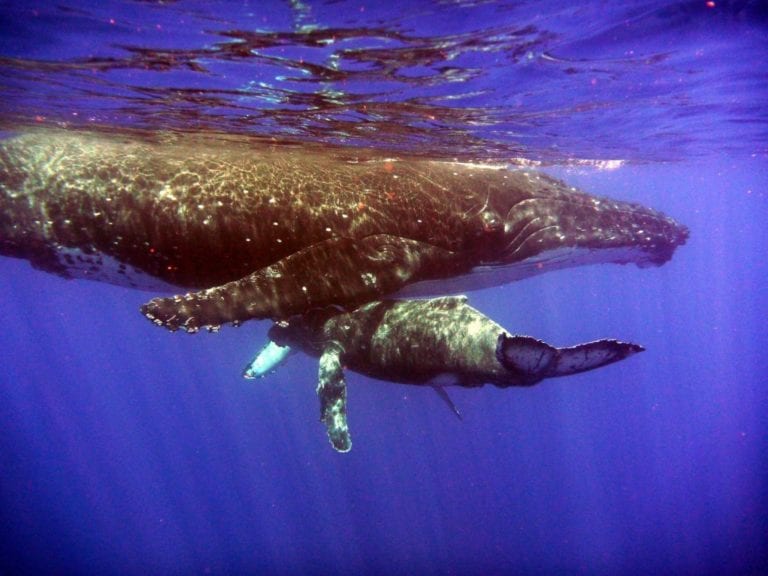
[430,385,463,420]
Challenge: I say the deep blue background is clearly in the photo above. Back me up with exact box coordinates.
[2,160,765,575]
[1,2,767,575]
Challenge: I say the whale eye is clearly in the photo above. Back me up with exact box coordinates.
[481,210,502,233]
[465,209,503,251]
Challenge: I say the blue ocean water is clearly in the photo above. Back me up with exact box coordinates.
[0,2,766,575]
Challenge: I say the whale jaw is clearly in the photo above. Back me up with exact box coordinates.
[394,243,684,298]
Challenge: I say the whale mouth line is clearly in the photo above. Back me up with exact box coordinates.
[394,244,657,299]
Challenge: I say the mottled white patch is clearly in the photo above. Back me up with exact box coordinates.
[465,318,487,339]
[54,246,178,291]
[361,272,377,287]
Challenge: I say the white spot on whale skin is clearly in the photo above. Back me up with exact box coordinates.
[55,246,178,291]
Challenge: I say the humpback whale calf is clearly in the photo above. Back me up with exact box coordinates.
[247,296,644,452]
[0,130,688,330]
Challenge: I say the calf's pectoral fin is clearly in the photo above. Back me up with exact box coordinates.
[242,340,293,379]
[496,334,644,383]
[317,342,351,453]
[140,235,459,332]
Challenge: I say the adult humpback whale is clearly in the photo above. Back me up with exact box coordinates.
[247,296,644,452]
[0,130,688,330]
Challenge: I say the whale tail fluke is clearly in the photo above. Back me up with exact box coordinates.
[551,339,645,377]
[496,334,644,384]
[496,335,557,381]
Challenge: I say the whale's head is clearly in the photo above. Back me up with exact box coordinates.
[494,171,689,273]
[398,169,689,297]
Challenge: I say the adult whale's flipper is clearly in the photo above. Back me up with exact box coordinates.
[142,235,458,332]
[496,334,645,384]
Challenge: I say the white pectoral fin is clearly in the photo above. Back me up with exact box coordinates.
[317,342,351,453]
[242,340,293,379]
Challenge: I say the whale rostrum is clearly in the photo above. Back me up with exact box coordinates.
[249,296,645,452]
[0,130,688,330]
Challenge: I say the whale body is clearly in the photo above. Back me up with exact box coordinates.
[255,296,645,452]
[0,130,688,330]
